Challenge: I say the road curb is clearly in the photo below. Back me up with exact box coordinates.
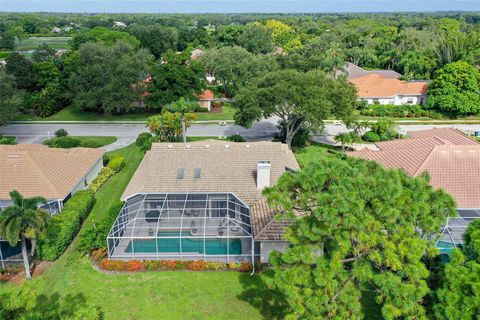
[10,120,236,125]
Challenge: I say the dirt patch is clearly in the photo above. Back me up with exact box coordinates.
[32,261,53,277]
[0,261,52,284]
[209,104,223,113]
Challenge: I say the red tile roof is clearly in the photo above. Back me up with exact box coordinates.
[198,89,214,100]
[350,74,428,98]
[349,128,480,208]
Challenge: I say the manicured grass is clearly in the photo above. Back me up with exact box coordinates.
[0,143,279,320]
[43,136,117,148]
[15,36,72,51]
[294,143,341,168]
[15,105,236,122]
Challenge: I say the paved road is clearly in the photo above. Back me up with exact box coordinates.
[3,121,480,151]
[2,120,280,151]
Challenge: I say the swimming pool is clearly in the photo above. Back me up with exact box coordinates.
[125,231,242,255]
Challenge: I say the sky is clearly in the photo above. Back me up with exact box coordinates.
[1,0,479,13]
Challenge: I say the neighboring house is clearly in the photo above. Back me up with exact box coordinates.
[336,62,402,80]
[189,48,215,83]
[0,144,104,214]
[51,27,61,34]
[349,128,480,252]
[113,21,127,28]
[198,89,215,110]
[0,144,104,266]
[350,74,428,105]
[132,76,152,109]
[107,141,300,267]
[336,62,428,105]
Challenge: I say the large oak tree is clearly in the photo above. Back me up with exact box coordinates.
[234,69,356,149]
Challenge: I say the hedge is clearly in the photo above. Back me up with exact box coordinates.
[77,201,124,254]
[360,104,444,119]
[135,132,152,147]
[37,190,95,261]
[89,167,115,193]
[46,136,81,148]
[107,156,125,173]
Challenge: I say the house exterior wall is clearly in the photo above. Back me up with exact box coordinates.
[199,100,211,111]
[258,241,289,263]
[359,94,427,106]
[70,157,103,196]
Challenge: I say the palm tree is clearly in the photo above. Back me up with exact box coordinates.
[164,97,198,143]
[334,132,361,152]
[0,191,50,279]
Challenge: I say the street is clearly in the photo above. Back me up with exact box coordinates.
[3,121,480,151]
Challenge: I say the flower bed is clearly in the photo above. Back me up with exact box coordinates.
[94,253,253,273]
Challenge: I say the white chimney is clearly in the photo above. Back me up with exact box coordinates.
[257,161,271,189]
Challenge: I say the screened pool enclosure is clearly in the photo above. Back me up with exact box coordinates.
[107,193,254,263]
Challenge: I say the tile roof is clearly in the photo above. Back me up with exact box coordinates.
[122,140,300,239]
[408,128,479,146]
[350,74,428,98]
[198,89,214,100]
[337,62,402,80]
[0,144,104,201]
[349,129,480,208]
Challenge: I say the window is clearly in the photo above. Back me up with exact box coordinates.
[407,98,414,104]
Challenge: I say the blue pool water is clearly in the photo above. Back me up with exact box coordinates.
[125,231,242,255]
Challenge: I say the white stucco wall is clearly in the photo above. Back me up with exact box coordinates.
[259,241,289,263]
[360,94,427,106]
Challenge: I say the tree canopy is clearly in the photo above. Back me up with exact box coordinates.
[264,157,457,319]
[433,219,480,320]
[146,50,205,110]
[70,41,150,114]
[427,61,480,116]
[234,69,356,148]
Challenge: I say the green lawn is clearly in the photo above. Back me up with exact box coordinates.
[294,143,341,168]
[15,37,72,51]
[15,105,236,122]
[0,143,280,320]
[43,136,117,148]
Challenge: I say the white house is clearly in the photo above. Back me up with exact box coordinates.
[350,74,428,106]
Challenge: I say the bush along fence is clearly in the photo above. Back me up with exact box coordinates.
[91,250,254,273]
[36,190,95,261]
[89,155,125,193]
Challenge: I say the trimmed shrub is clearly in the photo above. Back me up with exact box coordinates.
[48,136,81,149]
[227,134,246,142]
[135,132,152,147]
[96,259,253,272]
[37,190,95,261]
[192,105,209,112]
[185,260,206,271]
[362,131,381,143]
[77,201,124,253]
[54,129,68,137]
[107,156,125,173]
[89,167,115,193]
[0,136,17,145]
[126,260,144,272]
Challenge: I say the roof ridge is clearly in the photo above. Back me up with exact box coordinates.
[22,151,60,197]
[412,146,438,177]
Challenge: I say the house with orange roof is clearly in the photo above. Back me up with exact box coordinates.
[350,74,428,106]
[348,128,480,253]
